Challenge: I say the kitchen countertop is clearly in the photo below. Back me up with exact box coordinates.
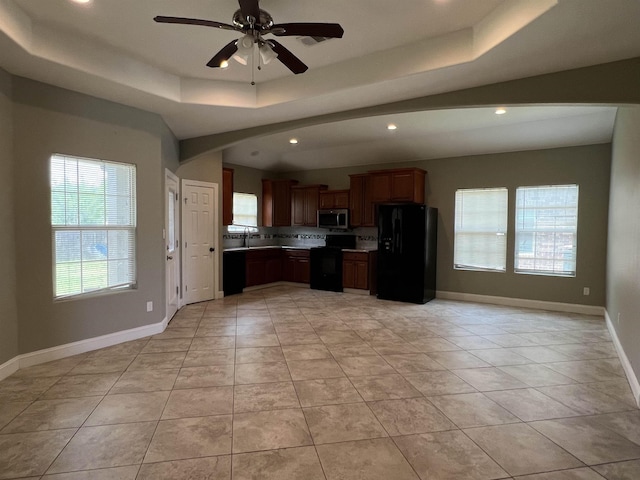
[224,245,310,252]
[224,245,377,252]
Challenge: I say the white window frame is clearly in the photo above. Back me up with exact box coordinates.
[515,184,579,277]
[228,192,259,233]
[454,187,508,272]
[51,154,137,299]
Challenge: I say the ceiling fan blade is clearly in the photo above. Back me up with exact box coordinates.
[271,23,344,38]
[238,0,261,23]
[206,40,239,68]
[268,40,308,74]
[154,16,237,32]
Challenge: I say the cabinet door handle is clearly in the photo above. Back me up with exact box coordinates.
[167,256,173,260]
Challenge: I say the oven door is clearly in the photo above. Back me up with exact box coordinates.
[310,248,344,292]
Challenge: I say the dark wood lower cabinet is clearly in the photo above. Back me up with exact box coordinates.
[245,249,282,287]
[244,248,309,288]
[282,249,310,284]
[342,251,371,290]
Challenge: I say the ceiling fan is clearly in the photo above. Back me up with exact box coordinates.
[154,0,344,75]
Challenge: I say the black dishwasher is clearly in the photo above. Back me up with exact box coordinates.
[223,250,246,296]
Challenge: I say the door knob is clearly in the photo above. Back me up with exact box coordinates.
[167,255,173,260]
[209,247,215,252]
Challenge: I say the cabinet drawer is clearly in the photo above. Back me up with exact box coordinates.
[343,251,369,262]
[283,249,310,258]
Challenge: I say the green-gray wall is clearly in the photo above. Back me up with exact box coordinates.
[282,144,611,307]
[11,77,179,356]
[0,69,18,365]
[607,107,640,392]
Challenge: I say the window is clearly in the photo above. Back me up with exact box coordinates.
[51,154,136,299]
[515,184,578,276]
[228,192,258,233]
[454,188,508,272]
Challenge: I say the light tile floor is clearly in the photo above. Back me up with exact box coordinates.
[1,286,639,479]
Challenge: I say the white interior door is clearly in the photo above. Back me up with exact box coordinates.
[182,180,218,305]
[165,170,180,321]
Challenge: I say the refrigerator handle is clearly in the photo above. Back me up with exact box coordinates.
[393,217,402,255]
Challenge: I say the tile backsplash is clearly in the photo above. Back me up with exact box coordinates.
[223,226,377,250]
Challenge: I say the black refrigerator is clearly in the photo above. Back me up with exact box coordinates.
[377,204,437,304]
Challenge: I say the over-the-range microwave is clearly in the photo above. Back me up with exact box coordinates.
[317,209,349,230]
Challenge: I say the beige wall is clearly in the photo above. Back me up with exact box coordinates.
[607,107,640,393]
[12,77,180,355]
[281,144,611,307]
[0,69,18,365]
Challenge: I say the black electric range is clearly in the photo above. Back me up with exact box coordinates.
[310,234,356,292]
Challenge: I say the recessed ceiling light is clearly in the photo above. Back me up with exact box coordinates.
[387,124,397,130]
[495,108,507,115]
[70,0,92,4]
[289,138,298,144]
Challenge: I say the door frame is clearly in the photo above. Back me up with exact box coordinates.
[181,179,220,304]
[165,169,181,319]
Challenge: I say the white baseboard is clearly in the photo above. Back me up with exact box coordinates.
[0,317,168,382]
[0,356,20,381]
[604,310,640,408]
[436,290,605,316]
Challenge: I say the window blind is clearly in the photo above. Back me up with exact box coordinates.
[51,154,136,298]
[515,184,578,276]
[454,187,508,272]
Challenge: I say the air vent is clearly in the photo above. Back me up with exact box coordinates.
[298,36,332,46]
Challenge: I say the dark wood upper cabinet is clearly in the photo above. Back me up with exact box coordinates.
[291,184,327,227]
[222,168,234,226]
[369,168,426,203]
[319,189,350,209]
[349,174,375,227]
[350,168,426,228]
[262,179,298,227]
[369,172,392,203]
[391,168,426,203]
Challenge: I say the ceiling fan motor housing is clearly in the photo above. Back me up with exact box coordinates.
[233,9,274,30]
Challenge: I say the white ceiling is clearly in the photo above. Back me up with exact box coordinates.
[1,0,639,171]
[223,106,618,171]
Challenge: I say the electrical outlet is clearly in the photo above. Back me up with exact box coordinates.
[146,301,153,312]
[583,287,590,296]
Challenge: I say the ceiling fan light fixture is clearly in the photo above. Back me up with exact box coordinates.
[220,60,230,69]
[233,34,254,65]
[259,43,278,65]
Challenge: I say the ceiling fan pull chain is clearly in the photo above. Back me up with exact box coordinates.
[251,43,256,86]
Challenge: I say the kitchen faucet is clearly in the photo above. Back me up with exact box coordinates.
[243,226,250,248]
